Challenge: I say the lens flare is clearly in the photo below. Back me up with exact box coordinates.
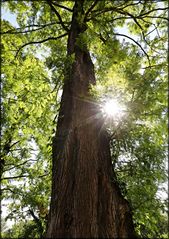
[102,99,126,120]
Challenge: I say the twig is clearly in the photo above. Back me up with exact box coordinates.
[138,7,169,18]
[1,188,15,193]
[84,0,99,21]
[119,0,142,10]
[114,33,151,66]
[1,22,63,34]
[2,173,48,180]
[15,32,68,58]
[2,174,29,180]
[140,15,169,21]
[46,0,69,32]
[51,2,73,12]
[3,159,35,172]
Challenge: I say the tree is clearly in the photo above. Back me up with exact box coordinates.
[1,0,168,238]
[45,0,136,237]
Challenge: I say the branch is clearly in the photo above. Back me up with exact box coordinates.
[138,7,169,18]
[88,5,168,23]
[51,2,73,12]
[140,15,169,21]
[99,31,150,65]
[99,33,106,44]
[2,174,29,180]
[3,159,36,172]
[46,0,69,32]
[141,63,167,70]
[28,209,43,235]
[100,12,166,55]
[120,10,143,30]
[1,173,48,180]
[10,140,20,149]
[140,29,163,55]
[119,0,142,9]
[1,22,62,34]
[29,209,40,223]
[1,140,20,160]
[1,188,16,193]
[114,33,150,65]
[141,18,161,38]
[1,138,19,157]
[105,16,131,22]
[84,0,99,21]
[15,32,68,58]
[89,6,117,19]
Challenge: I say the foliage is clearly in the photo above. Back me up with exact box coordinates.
[1,1,168,238]
[2,220,41,238]
[1,19,56,238]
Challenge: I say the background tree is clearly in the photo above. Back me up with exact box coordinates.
[1,0,168,238]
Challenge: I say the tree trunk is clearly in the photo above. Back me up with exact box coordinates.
[46,1,136,238]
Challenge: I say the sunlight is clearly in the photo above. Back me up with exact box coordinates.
[102,99,126,120]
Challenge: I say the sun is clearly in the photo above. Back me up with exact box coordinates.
[102,99,126,120]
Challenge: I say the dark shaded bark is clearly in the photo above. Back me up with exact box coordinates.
[46,1,136,238]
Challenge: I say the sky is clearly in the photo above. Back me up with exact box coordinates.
[2,7,19,27]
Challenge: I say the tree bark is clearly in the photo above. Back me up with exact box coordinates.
[46,1,136,238]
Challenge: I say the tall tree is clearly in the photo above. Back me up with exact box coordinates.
[1,0,168,238]
[46,1,135,238]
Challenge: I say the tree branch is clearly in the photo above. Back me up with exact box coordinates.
[2,174,29,180]
[141,63,167,70]
[89,6,117,19]
[1,22,63,34]
[140,15,169,21]
[99,31,150,65]
[10,140,20,149]
[119,0,142,10]
[51,2,73,12]
[28,209,43,236]
[114,33,151,65]
[84,0,99,21]
[88,5,168,23]
[3,159,36,172]
[141,18,161,38]
[1,138,19,157]
[2,173,48,180]
[15,32,68,58]
[138,7,169,18]
[46,0,69,32]
[120,10,143,30]
[1,187,16,193]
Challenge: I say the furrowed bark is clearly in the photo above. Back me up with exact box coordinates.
[46,1,136,238]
